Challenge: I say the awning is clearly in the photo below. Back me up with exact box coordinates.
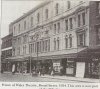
[33,53,77,60]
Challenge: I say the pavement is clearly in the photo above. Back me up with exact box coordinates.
[40,75,100,83]
[1,72,100,83]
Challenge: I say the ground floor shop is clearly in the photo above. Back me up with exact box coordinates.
[2,48,100,79]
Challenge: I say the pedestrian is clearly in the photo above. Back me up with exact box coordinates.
[51,67,55,76]
[12,64,15,75]
[42,66,45,76]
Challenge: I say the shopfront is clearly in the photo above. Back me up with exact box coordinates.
[85,58,100,79]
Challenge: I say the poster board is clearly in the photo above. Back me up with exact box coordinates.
[76,62,85,78]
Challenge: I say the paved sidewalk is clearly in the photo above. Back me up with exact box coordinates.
[39,75,100,83]
[2,72,100,83]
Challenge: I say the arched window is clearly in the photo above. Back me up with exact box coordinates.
[55,3,59,15]
[65,35,68,48]
[69,34,72,48]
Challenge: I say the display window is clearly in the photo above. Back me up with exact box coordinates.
[66,59,75,75]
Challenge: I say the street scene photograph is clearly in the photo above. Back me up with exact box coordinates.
[0,0,100,83]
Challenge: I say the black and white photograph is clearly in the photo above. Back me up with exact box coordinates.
[0,0,100,88]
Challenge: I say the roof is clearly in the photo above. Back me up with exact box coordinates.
[10,0,51,25]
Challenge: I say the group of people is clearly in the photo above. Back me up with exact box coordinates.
[32,66,55,76]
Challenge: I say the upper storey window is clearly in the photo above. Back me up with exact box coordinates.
[24,21,26,30]
[55,3,59,15]
[67,1,71,9]
[97,2,100,14]
[13,26,16,35]
[45,9,48,20]
[69,18,73,29]
[18,24,20,33]
[31,17,33,27]
[37,13,40,23]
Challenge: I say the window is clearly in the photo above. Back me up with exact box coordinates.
[54,24,56,34]
[97,27,100,44]
[77,33,85,46]
[69,18,73,29]
[78,14,81,27]
[18,24,20,33]
[45,9,48,19]
[13,26,16,35]
[29,44,32,53]
[31,17,33,27]
[55,3,59,15]
[65,20,68,31]
[97,2,100,14]
[69,34,72,48]
[57,22,60,33]
[57,37,60,50]
[82,12,85,25]
[67,1,71,9]
[54,38,56,50]
[24,21,26,30]
[42,41,45,52]
[37,13,40,23]
[65,35,68,48]
[48,39,50,51]
[17,47,20,55]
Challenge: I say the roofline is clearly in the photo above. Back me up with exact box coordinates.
[10,0,51,25]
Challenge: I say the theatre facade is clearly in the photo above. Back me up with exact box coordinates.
[7,1,100,79]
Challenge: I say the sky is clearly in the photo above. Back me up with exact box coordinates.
[1,0,44,38]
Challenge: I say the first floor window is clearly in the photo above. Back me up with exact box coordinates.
[54,38,56,50]
[77,33,85,46]
[65,35,68,48]
[57,37,60,50]
[97,27,100,44]
[69,34,72,48]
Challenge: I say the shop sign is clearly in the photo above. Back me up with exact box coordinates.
[53,63,60,66]
[92,58,99,61]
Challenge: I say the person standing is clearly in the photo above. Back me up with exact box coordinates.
[12,64,15,75]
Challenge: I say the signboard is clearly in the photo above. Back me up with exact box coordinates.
[76,62,85,78]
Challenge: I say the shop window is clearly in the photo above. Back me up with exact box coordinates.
[66,59,75,75]
[77,32,85,46]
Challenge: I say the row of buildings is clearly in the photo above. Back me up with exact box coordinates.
[1,0,100,79]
